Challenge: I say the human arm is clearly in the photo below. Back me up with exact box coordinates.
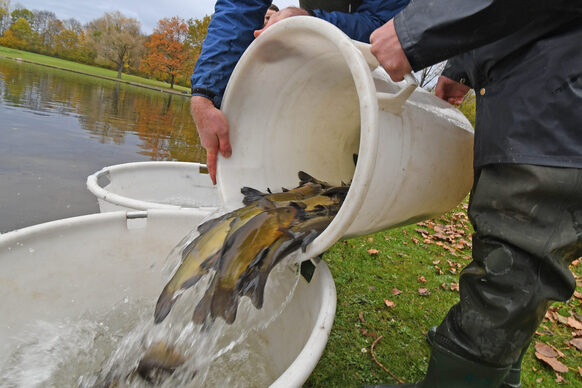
[308,0,409,42]
[190,96,231,185]
[190,0,269,184]
[370,0,576,81]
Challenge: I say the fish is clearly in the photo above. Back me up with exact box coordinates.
[238,213,335,309]
[153,198,275,324]
[136,342,188,384]
[240,181,322,205]
[192,205,301,325]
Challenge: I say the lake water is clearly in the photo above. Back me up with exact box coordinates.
[0,58,206,233]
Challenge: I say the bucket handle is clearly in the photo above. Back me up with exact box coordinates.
[352,40,418,114]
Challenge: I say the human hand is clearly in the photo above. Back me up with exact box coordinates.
[190,96,232,185]
[254,7,309,38]
[435,75,470,106]
[370,19,411,82]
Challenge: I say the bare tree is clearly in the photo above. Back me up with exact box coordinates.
[414,61,446,91]
[86,11,143,79]
[31,10,60,48]
[0,0,10,35]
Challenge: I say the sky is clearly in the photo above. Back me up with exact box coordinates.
[9,0,299,34]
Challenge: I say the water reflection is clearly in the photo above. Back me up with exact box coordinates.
[0,58,206,232]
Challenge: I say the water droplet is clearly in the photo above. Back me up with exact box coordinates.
[29,248,35,254]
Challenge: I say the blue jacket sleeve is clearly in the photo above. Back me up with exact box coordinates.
[312,0,409,43]
[190,0,269,108]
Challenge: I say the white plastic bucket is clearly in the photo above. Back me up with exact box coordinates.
[86,161,220,213]
[0,210,336,387]
[217,17,474,261]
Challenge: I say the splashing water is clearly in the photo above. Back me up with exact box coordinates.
[0,209,304,388]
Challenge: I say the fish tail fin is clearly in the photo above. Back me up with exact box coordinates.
[192,286,213,326]
[211,286,239,324]
[154,287,176,324]
[301,229,321,252]
[242,273,266,310]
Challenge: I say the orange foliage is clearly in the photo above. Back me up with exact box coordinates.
[142,17,188,89]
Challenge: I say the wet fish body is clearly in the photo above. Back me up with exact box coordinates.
[193,206,299,325]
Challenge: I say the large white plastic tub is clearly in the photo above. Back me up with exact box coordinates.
[86,161,220,213]
[218,17,474,262]
[0,210,336,387]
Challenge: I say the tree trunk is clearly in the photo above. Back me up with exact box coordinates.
[117,61,124,79]
[170,74,175,89]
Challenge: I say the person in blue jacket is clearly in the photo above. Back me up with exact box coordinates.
[367,0,582,387]
[190,0,409,184]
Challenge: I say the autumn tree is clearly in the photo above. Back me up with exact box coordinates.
[142,16,188,89]
[184,15,211,78]
[86,11,143,78]
[0,17,34,50]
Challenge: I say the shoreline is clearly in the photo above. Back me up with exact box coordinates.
[1,55,191,97]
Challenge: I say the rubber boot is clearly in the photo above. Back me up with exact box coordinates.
[362,340,510,388]
[425,327,527,388]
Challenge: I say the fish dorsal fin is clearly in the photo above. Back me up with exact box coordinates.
[241,186,266,205]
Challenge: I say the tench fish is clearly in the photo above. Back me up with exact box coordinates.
[136,342,187,384]
[192,205,301,325]
[241,181,322,205]
[238,213,335,309]
[154,198,275,324]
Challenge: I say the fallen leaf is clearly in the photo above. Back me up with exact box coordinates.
[535,342,559,358]
[573,290,582,300]
[360,328,377,338]
[368,248,379,255]
[411,238,419,245]
[358,312,366,323]
[368,237,374,242]
[536,378,543,384]
[418,276,426,283]
[369,286,375,291]
[392,288,402,295]
[545,310,556,322]
[384,300,395,308]
[450,283,460,292]
[566,316,582,330]
[554,373,566,384]
[578,366,582,378]
[432,260,441,265]
[535,352,569,373]
[569,338,582,351]
[435,266,444,275]
[418,288,430,296]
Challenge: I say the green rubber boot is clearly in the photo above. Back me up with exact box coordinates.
[362,340,510,388]
[426,327,527,388]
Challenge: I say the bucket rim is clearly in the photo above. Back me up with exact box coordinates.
[86,161,214,211]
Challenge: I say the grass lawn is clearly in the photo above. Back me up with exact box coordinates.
[306,201,582,387]
[0,46,191,94]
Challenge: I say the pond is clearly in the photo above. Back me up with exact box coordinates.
[0,58,206,233]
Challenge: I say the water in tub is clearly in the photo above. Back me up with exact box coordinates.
[0,232,302,388]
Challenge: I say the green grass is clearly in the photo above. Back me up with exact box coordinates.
[0,46,190,94]
[306,201,582,387]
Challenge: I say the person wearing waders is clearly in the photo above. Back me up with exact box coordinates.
[190,0,409,185]
[365,0,582,387]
